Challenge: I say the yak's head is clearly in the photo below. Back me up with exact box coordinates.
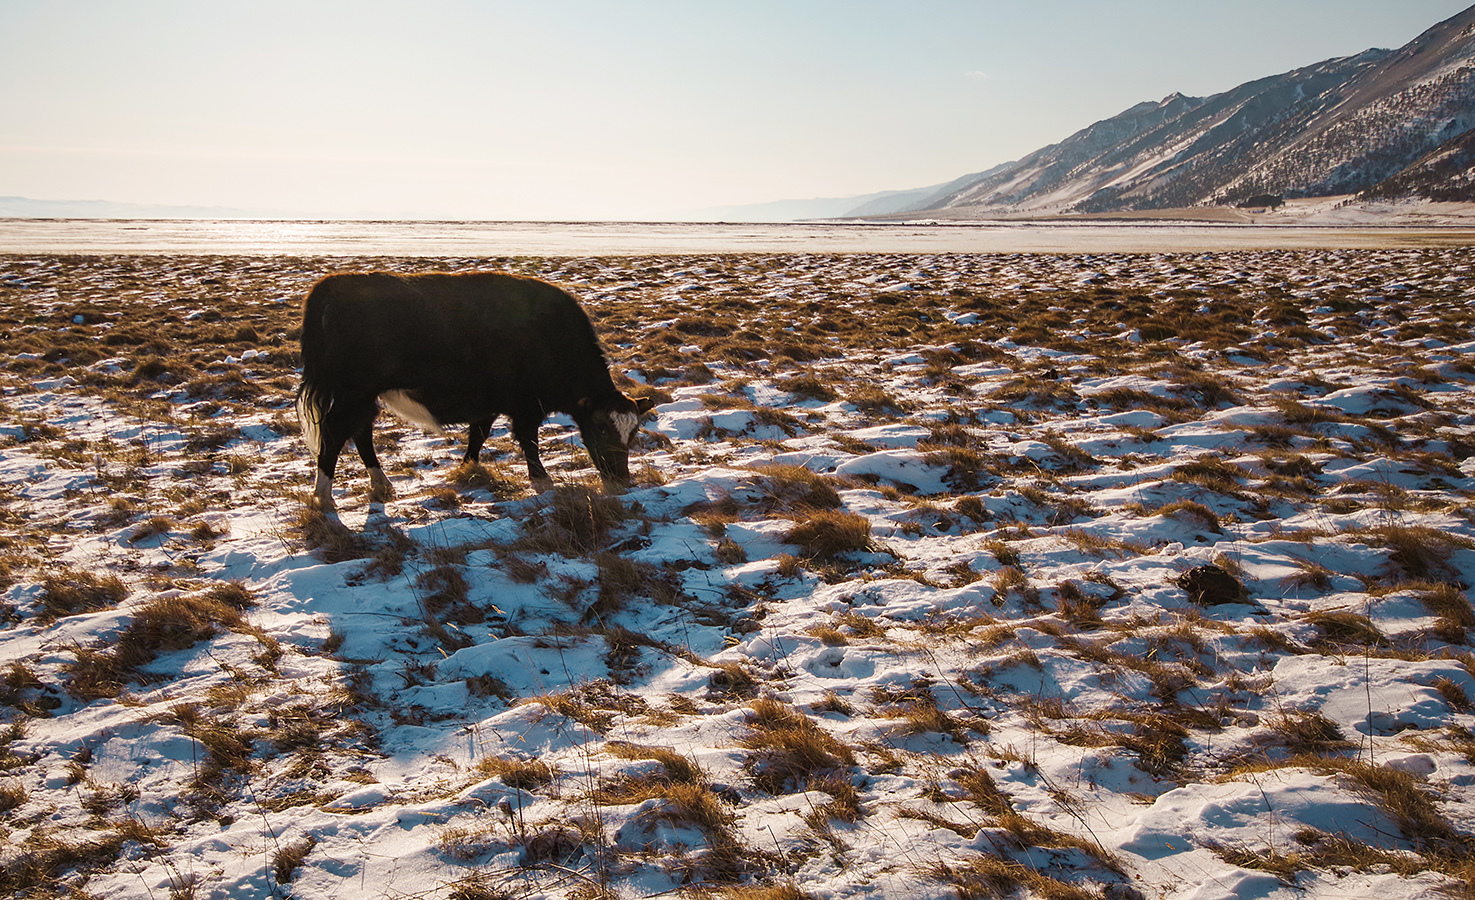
[575,393,656,490]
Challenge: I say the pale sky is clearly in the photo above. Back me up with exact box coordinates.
[1,1,1470,221]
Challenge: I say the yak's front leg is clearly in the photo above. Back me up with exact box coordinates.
[465,419,493,464]
[510,416,552,489]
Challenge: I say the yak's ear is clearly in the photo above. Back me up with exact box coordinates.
[635,397,656,415]
[575,397,594,413]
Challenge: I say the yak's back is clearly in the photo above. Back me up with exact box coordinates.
[299,270,611,398]
[307,271,588,335]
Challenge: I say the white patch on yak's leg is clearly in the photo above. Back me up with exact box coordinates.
[611,411,640,445]
[314,471,336,512]
[380,390,446,433]
[367,467,393,503]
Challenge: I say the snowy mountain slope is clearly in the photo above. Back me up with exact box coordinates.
[909,5,1475,215]
[1364,124,1475,200]
[2,249,1475,899]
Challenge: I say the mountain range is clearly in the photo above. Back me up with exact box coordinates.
[0,196,266,220]
[813,3,1475,221]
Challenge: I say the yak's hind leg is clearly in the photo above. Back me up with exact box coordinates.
[314,396,379,511]
[353,423,392,503]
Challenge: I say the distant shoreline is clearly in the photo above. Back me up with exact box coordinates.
[2,217,1473,257]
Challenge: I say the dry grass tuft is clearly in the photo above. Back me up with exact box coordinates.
[1302,610,1388,651]
[0,779,27,812]
[707,884,818,900]
[593,740,742,881]
[707,660,761,698]
[927,854,1103,900]
[291,505,374,563]
[1171,456,1249,496]
[783,510,874,560]
[37,569,128,622]
[1208,830,1426,886]
[742,698,857,794]
[1354,523,1473,582]
[806,771,863,824]
[750,463,844,511]
[952,764,1013,816]
[0,828,129,896]
[447,460,524,500]
[1053,710,1190,778]
[992,566,1039,604]
[472,755,556,791]
[517,485,629,555]
[1266,709,1354,755]
[68,592,247,700]
[272,836,317,885]
[1405,581,1475,642]
[606,740,706,786]
[1154,499,1223,533]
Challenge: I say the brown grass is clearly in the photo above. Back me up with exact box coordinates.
[516,485,629,555]
[0,828,129,896]
[927,855,1103,900]
[472,756,556,792]
[68,592,248,700]
[1266,709,1354,755]
[0,779,27,812]
[783,510,873,560]
[1353,523,1474,582]
[1302,610,1388,651]
[1209,830,1426,885]
[750,463,844,511]
[272,836,317,885]
[447,460,524,499]
[37,569,128,622]
[707,885,818,900]
[952,764,1012,817]
[741,698,857,794]
[291,505,374,563]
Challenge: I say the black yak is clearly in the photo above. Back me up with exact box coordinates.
[295,271,653,511]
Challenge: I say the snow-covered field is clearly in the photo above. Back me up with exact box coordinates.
[2,248,1475,900]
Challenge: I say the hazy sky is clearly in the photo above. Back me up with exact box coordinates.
[1,1,1470,220]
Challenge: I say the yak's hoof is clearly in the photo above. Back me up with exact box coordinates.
[368,468,393,503]
[313,472,337,513]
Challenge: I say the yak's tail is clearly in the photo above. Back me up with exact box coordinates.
[295,381,328,459]
[295,280,333,459]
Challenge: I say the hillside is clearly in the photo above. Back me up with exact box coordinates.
[899,5,1475,217]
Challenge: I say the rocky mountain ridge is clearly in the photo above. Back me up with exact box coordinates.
[884,5,1475,217]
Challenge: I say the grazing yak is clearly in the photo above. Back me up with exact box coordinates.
[295,271,654,511]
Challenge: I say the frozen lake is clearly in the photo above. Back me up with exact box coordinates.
[3,216,1475,255]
